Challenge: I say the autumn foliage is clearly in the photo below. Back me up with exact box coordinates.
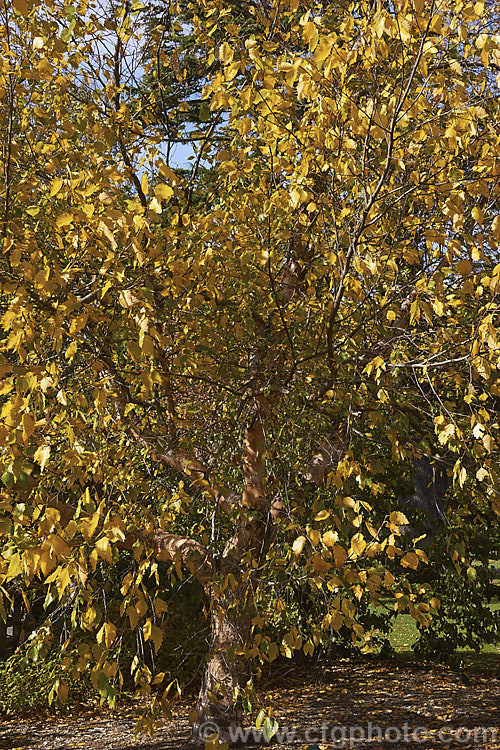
[1,0,500,744]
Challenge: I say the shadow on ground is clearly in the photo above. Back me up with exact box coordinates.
[1,657,499,749]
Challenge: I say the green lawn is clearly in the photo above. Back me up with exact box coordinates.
[389,599,500,655]
[390,613,419,652]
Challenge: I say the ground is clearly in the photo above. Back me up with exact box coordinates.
[1,657,499,750]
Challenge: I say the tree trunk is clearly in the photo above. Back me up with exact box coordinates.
[192,415,271,747]
[192,588,252,746]
[11,594,22,651]
[0,621,6,661]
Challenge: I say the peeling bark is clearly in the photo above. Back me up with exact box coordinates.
[150,530,213,586]
[191,590,252,746]
[192,415,276,746]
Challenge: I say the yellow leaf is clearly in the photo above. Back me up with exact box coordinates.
[332,545,347,568]
[219,41,233,64]
[364,356,385,377]
[22,412,35,442]
[143,618,152,641]
[150,624,164,653]
[69,313,88,335]
[50,177,63,197]
[97,621,117,648]
[373,13,386,38]
[482,434,494,452]
[289,189,301,208]
[154,184,174,201]
[331,611,343,631]
[384,569,395,587]
[307,527,321,546]
[6,553,21,580]
[149,197,162,214]
[81,508,101,540]
[56,566,72,598]
[127,605,140,629]
[95,536,113,564]
[350,533,366,557]
[119,289,141,308]
[303,20,317,44]
[343,496,357,509]
[81,604,97,630]
[105,621,116,647]
[438,423,455,445]
[106,525,125,542]
[78,565,88,588]
[98,221,116,249]
[47,534,70,557]
[33,444,50,472]
[12,0,28,13]
[65,341,78,360]
[303,639,314,657]
[322,530,338,547]
[314,509,330,521]
[39,549,56,577]
[158,162,180,184]
[56,213,73,228]
[141,172,149,195]
[389,511,409,526]
[415,549,428,562]
[473,423,485,439]
[292,535,306,556]
[127,340,142,362]
[57,680,69,703]
[311,554,332,573]
[314,37,333,64]
[457,259,472,276]
[401,552,419,570]
[154,598,168,616]
[40,376,54,393]
[472,205,484,224]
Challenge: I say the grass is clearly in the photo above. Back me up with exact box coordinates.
[390,614,419,652]
[389,598,500,655]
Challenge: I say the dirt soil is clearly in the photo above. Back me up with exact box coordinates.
[1,658,499,749]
